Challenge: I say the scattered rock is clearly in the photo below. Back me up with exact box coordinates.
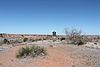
[83,42,100,49]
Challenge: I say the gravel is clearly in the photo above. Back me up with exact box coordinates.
[57,43,100,67]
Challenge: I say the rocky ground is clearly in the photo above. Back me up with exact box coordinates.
[57,43,100,67]
[0,40,100,67]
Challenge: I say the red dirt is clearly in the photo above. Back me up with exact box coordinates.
[0,45,76,67]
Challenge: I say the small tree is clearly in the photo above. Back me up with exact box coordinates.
[64,28,84,45]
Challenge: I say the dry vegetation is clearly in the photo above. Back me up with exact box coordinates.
[0,31,100,67]
[16,45,47,58]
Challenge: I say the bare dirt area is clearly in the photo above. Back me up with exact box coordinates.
[0,43,100,67]
[57,43,100,67]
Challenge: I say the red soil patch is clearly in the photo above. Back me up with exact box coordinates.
[0,45,76,67]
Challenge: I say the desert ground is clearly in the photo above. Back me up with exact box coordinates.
[0,40,100,67]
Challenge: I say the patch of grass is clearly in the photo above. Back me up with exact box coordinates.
[16,45,47,58]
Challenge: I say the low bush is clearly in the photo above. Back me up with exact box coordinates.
[94,43,97,45]
[78,40,85,46]
[35,39,42,41]
[60,38,66,41]
[29,39,42,42]
[16,45,47,58]
[3,39,9,44]
[0,34,3,38]
[32,39,35,42]
[23,38,28,42]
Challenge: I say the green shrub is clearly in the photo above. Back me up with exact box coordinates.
[30,39,42,42]
[16,45,47,58]
[23,38,28,42]
[33,46,47,56]
[0,34,3,38]
[35,39,42,41]
[60,38,66,41]
[3,39,9,44]
[32,39,36,42]
[94,43,97,45]
[78,40,85,45]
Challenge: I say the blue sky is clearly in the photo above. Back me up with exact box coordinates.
[0,0,100,35]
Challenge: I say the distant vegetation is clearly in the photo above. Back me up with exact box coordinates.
[23,38,28,42]
[23,38,43,42]
[60,37,66,41]
[0,34,3,38]
[64,28,85,45]
[3,39,10,44]
[77,40,85,45]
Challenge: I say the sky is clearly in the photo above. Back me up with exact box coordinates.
[0,0,100,35]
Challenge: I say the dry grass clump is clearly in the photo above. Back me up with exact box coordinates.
[16,45,47,58]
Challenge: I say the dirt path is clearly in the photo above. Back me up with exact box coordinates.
[0,44,99,67]
[0,45,77,67]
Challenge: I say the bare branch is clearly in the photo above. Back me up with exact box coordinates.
[64,27,83,45]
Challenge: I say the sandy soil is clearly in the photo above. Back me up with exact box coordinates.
[0,43,100,67]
